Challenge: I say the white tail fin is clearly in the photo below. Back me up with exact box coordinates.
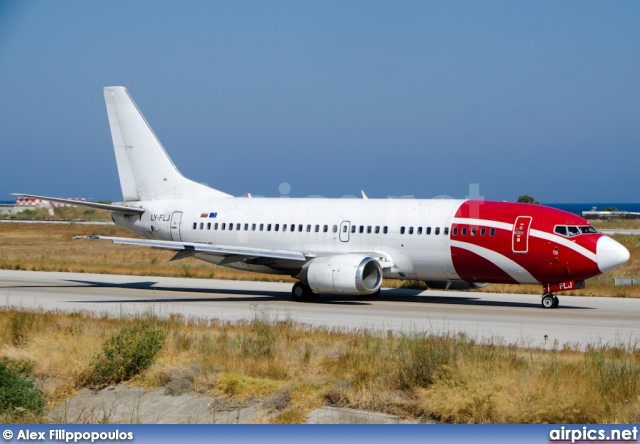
[104,86,231,201]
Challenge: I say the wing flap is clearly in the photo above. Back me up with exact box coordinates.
[74,235,307,262]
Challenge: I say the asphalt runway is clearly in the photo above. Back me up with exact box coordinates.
[1,270,639,349]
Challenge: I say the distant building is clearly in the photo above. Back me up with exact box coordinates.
[0,197,86,216]
[582,207,640,219]
[15,197,85,207]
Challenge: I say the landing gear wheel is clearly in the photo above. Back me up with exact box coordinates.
[541,294,556,309]
[552,296,559,308]
[291,282,318,302]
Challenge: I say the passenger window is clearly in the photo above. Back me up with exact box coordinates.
[251,223,256,231]
[193,222,197,230]
[199,223,203,230]
[343,225,348,233]
[323,225,328,233]
[299,224,303,232]
[283,224,287,232]
[351,225,356,233]
[383,226,388,234]
[409,227,414,235]
[480,228,486,236]
[333,225,338,233]
[470,228,476,236]
[207,223,211,230]
[453,227,458,236]
[267,224,272,231]
[359,226,364,233]
[229,223,233,231]
[291,224,295,232]
[444,227,449,235]
[400,226,405,234]
[275,224,279,231]
[367,226,372,233]
[426,227,431,235]
[462,227,467,236]
[375,226,380,234]
[222,223,226,230]
[490,228,496,236]
[244,223,248,231]
[435,227,440,235]
[260,224,264,231]
[215,223,219,230]
[306,225,311,232]
[315,225,320,232]
[417,227,422,235]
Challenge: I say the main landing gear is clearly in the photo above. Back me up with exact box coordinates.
[291,282,318,302]
[541,293,559,309]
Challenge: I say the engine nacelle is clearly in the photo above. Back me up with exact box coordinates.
[424,281,488,290]
[300,254,383,295]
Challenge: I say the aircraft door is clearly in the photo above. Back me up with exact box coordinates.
[512,216,532,253]
[339,221,351,242]
[170,211,183,241]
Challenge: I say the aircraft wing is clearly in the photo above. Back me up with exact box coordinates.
[74,235,307,263]
[11,194,144,216]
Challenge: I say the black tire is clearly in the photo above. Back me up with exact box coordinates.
[542,294,555,309]
[552,296,559,308]
[292,282,317,302]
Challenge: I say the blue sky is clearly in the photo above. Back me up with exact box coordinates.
[1,1,639,202]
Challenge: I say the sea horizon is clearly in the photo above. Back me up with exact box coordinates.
[2,199,640,215]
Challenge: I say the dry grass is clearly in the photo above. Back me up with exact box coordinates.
[1,222,639,297]
[591,218,640,230]
[0,222,295,283]
[1,306,639,424]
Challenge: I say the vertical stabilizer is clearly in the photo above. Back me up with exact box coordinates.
[104,86,231,201]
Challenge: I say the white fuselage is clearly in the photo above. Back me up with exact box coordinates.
[116,197,466,281]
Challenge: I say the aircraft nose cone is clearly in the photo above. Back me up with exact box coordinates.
[596,236,630,273]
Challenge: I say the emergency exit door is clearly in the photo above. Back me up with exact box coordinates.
[339,221,351,242]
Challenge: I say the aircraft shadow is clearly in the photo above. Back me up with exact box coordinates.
[50,279,593,310]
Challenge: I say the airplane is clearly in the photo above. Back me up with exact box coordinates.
[15,86,630,309]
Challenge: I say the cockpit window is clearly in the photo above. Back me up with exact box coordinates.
[554,226,568,236]
[567,226,581,236]
[554,225,598,237]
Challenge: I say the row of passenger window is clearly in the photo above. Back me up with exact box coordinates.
[192,222,499,238]
[400,226,447,235]
[192,222,390,234]
[452,226,496,237]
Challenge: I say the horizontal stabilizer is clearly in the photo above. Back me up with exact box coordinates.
[11,194,144,215]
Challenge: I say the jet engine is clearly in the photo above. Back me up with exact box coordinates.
[300,254,383,295]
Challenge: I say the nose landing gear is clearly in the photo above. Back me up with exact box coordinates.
[541,293,559,309]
